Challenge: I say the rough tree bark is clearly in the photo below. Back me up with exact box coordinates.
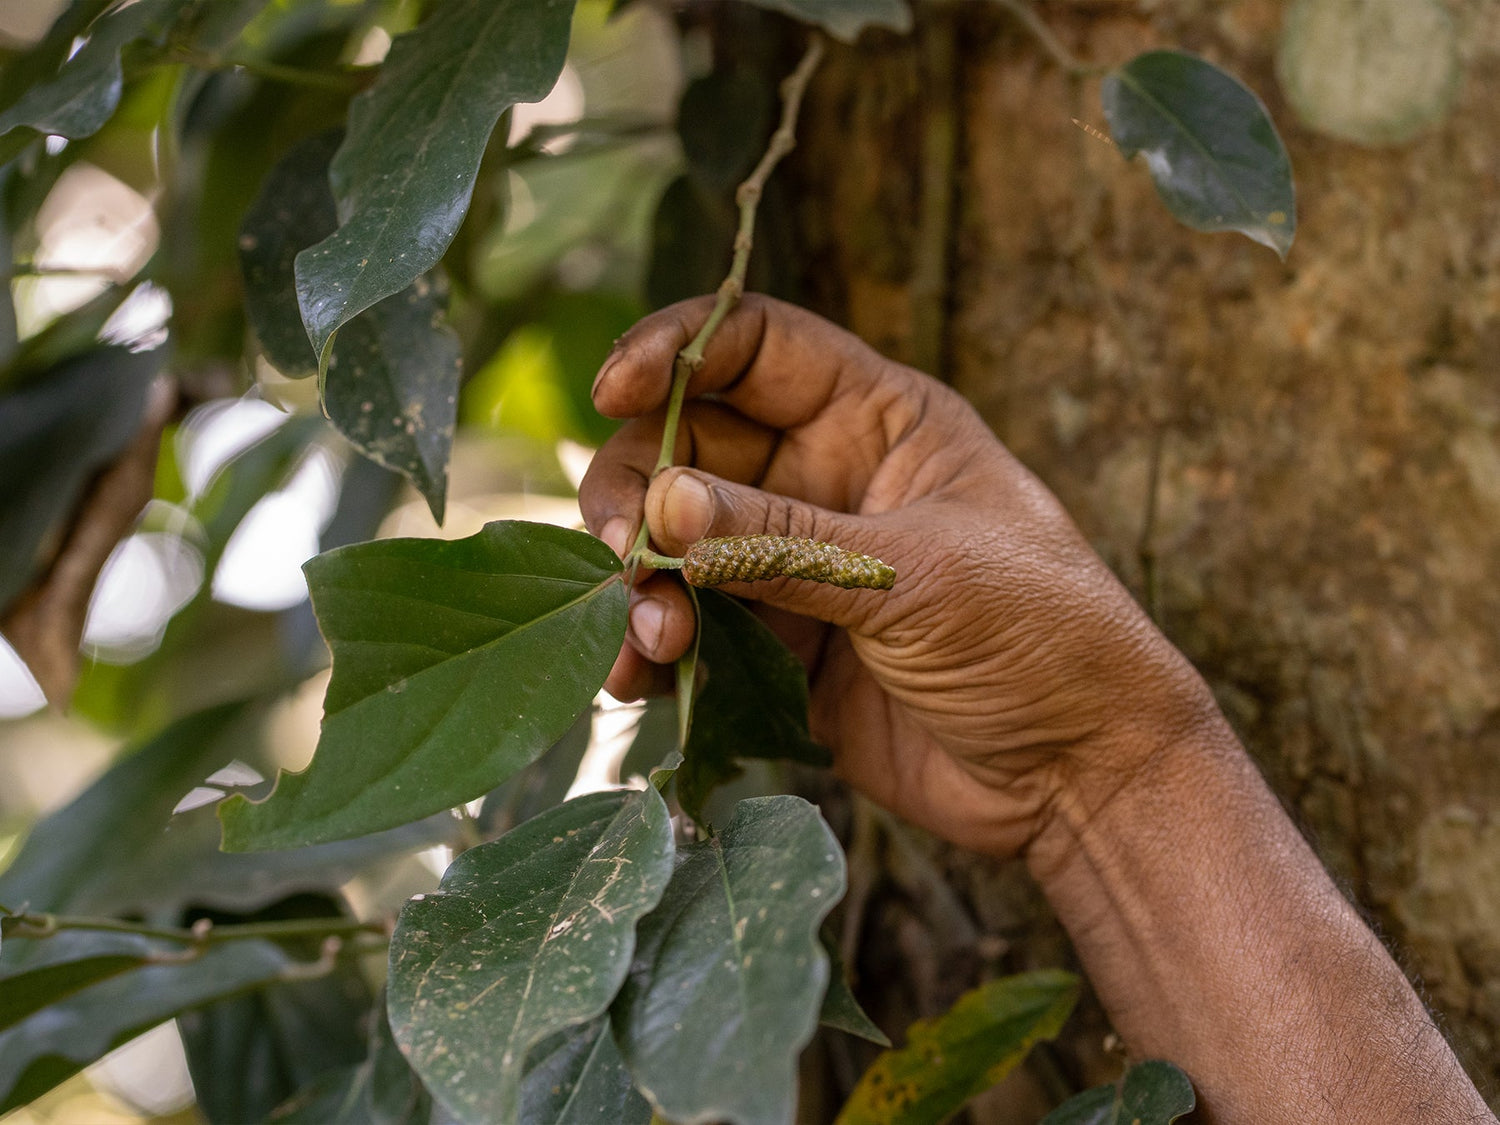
[779,0,1500,1117]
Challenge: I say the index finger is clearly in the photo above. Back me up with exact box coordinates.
[591,293,898,430]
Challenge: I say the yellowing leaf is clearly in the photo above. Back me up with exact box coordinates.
[836,971,1078,1125]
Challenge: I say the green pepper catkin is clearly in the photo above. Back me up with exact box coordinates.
[681,535,896,590]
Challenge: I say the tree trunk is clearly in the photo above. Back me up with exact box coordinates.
[785,1,1500,1115]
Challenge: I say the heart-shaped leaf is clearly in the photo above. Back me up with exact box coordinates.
[294,0,577,374]
[1102,51,1295,258]
[219,522,626,851]
[836,971,1079,1125]
[611,795,845,1125]
[389,788,674,1125]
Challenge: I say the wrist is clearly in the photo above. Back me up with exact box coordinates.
[1025,670,1242,883]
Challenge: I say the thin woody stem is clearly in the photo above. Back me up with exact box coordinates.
[990,0,1101,78]
[628,36,826,565]
[1,910,385,947]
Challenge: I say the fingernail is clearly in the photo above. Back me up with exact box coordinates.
[630,598,666,655]
[591,348,624,399]
[662,472,713,542]
[600,516,632,560]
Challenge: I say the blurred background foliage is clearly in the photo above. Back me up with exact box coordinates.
[0,1,809,1118]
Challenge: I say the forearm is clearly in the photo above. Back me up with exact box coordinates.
[1027,713,1493,1124]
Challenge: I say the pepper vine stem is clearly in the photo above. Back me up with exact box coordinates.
[627,35,826,568]
[0,910,386,947]
[989,0,1102,79]
[636,550,685,570]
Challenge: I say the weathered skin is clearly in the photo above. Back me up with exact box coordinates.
[579,295,1495,1125]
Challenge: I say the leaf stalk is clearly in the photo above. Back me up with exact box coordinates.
[0,910,386,948]
[627,35,826,570]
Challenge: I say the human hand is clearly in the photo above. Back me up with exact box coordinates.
[580,295,1223,858]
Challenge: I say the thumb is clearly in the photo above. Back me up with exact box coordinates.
[645,467,894,629]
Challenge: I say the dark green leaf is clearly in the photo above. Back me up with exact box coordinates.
[678,590,830,823]
[835,971,1079,1125]
[322,273,461,523]
[0,0,190,144]
[178,895,374,1125]
[819,931,889,1046]
[0,940,155,1033]
[611,795,845,1125]
[518,1016,651,1125]
[1039,1059,1196,1125]
[538,290,641,447]
[618,697,679,785]
[390,788,673,1125]
[240,130,343,378]
[0,690,450,922]
[1277,0,1461,146]
[0,701,256,922]
[732,0,912,41]
[294,0,578,372]
[679,69,774,193]
[645,171,800,313]
[0,937,301,1113]
[0,345,163,614]
[240,130,460,522]
[269,998,432,1124]
[219,522,627,850]
[0,166,17,369]
[0,1,112,127]
[477,708,594,837]
[1101,51,1295,258]
[645,174,737,311]
[0,285,132,396]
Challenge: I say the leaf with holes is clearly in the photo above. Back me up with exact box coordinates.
[294,0,576,375]
[611,795,845,1125]
[836,971,1079,1125]
[733,0,911,42]
[1102,51,1295,258]
[388,788,673,1125]
[1039,1059,1196,1125]
[219,522,626,851]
